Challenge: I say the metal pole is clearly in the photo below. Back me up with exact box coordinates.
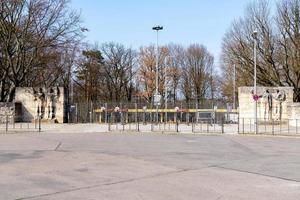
[165,57,168,123]
[75,103,78,123]
[253,33,258,134]
[105,103,108,124]
[38,116,41,132]
[152,26,163,124]
[233,64,236,110]
[155,30,159,124]
[6,114,8,132]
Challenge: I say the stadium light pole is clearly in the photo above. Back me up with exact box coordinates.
[252,30,258,134]
[152,25,163,123]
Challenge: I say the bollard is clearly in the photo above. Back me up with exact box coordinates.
[176,119,179,133]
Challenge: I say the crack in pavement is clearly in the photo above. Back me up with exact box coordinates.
[54,142,62,151]
[15,168,200,200]
[214,165,300,183]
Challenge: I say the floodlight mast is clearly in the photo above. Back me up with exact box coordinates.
[152,26,163,123]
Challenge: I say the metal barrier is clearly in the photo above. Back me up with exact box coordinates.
[106,114,226,134]
[0,115,42,133]
[238,118,300,135]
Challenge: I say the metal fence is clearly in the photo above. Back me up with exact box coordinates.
[105,111,227,134]
[0,115,41,133]
[238,118,300,135]
[68,100,228,124]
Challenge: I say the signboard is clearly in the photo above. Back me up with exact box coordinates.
[252,94,260,102]
[154,94,161,106]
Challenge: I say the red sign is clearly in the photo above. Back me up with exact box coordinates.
[252,94,260,101]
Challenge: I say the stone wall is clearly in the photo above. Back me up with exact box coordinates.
[238,87,294,121]
[15,87,65,123]
[0,103,14,123]
[287,103,300,126]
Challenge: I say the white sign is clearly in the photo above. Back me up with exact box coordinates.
[154,95,161,106]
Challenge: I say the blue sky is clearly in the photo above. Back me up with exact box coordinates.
[71,0,272,62]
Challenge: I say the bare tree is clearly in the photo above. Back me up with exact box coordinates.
[221,0,300,102]
[138,45,168,103]
[101,42,137,102]
[184,44,214,105]
[0,0,81,101]
[277,0,300,100]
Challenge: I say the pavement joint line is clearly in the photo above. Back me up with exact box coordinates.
[214,166,300,183]
[224,136,262,156]
[15,168,199,200]
[54,142,62,151]
[236,133,300,139]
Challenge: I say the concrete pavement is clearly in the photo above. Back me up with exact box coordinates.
[0,132,300,199]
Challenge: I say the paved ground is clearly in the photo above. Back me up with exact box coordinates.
[0,132,300,200]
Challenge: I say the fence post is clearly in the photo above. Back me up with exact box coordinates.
[237,116,240,134]
[6,114,8,133]
[280,119,282,135]
[105,103,108,124]
[108,116,111,132]
[176,117,179,133]
[221,117,224,134]
[137,114,140,132]
[13,114,15,129]
[272,119,274,135]
[296,119,298,134]
[200,120,203,132]
[192,117,195,133]
[264,118,267,134]
[35,116,37,129]
[75,103,78,123]
[151,111,154,131]
[207,120,209,133]
[242,118,245,134]
[38,116,41,132]
[288,119,290,134]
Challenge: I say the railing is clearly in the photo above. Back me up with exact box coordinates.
[238,118,300,135]
[106,115,226,134]
[0,115,42,133]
